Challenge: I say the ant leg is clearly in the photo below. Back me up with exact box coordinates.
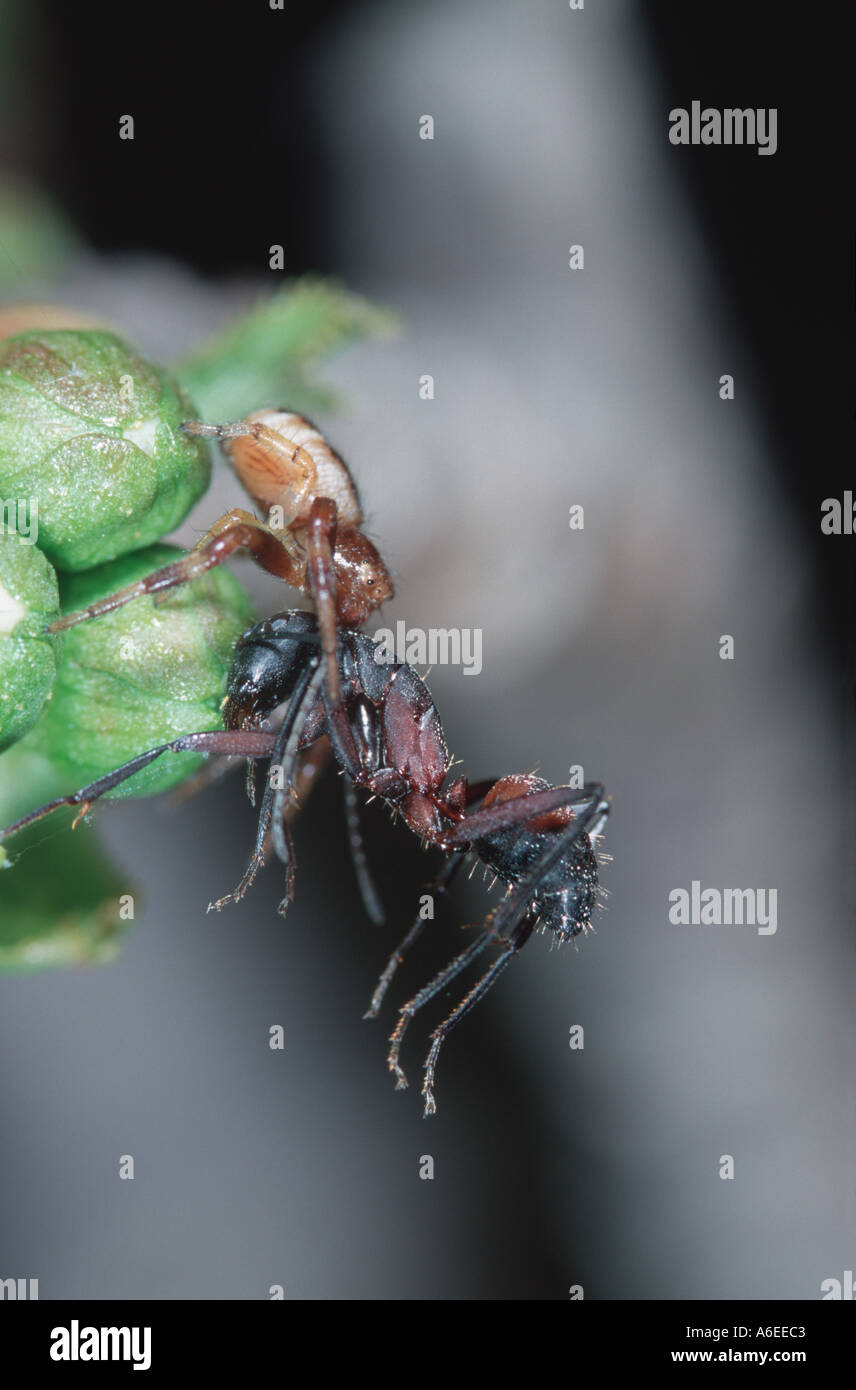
[198,736,331,891]
[419,795,610,1114]
[248,614,381,923]
[288,737,332,814]
[364,780,495,1018]
[343,776,385,926]
[420,918,536,1118]
[49,509,302,633]
[442,782,608,853]
[320,691,389,904]
[387,927,495,1092]
[364,852,465,1019]
[205,761,280,914]
[209,657,324,914]
[304,496,342,705]
[0,730,278,844]
[269,661,326,896]
[221,621,362,917]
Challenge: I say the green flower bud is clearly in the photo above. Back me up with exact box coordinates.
[21,543,254,798]
[0,528,59,751]
[0,330,211,571]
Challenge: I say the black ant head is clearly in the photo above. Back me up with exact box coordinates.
[222,609,320,729]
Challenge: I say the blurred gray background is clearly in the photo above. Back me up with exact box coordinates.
[0,0,852,1299]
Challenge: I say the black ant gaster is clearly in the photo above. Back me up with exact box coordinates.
[1,413,610,1115]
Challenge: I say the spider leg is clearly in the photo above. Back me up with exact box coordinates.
[181,419,317,525]
[48,509,301,633]
[302,495,345,706]
[0,730,278,845]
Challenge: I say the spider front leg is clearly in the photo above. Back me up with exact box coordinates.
[48,509,302,633]
[181,419,318,522]
[304,496,343,704]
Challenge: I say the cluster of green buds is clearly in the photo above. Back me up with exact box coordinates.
[0,325,253,792]
[0,322,254,966]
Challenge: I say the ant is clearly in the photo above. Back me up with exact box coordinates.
[47,408,396,920]
[0,608,610,1116]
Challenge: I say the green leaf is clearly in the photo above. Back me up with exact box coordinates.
[0,174,80,288]
[19,543,255,798]
[176,278,396,422]
[0,330,211,570]
[0,817,133,973]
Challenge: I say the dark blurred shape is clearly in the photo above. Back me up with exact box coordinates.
[643,3,851,648]
[33,0,353,275]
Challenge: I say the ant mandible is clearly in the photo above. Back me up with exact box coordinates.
[1,606,610,1116]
